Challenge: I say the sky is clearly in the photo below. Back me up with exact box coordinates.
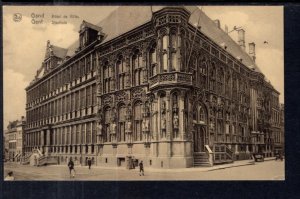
[2,6,284,129]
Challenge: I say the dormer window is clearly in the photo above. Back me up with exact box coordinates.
[79,20,104,50]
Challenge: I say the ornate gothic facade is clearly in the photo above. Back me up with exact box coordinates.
[24,6,283,168]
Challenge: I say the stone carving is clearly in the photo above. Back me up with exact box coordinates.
[116,91,128,102]
[103,95,112,105]
[161,115,166,130]
[126,121,132,132]
[173,114,179,129]
[132,87,145,99]
[142,118,150,132]
[110,122,117,134]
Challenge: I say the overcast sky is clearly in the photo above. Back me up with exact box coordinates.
[3,6,283,128]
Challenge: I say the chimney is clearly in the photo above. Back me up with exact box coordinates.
[249,42,256,62]
[237,29,246,50]
[213,19,221,29]
[225,25,228,34]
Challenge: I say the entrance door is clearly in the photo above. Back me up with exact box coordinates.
[194,125,206,152]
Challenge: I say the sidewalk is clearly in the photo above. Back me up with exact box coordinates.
[50,157,276,173]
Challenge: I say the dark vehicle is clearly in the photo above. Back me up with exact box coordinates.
[253,153,264,162]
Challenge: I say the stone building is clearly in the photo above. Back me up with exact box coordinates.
[5,116,26,161]
[24,6,282,168]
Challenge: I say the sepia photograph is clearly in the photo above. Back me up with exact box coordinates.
[3,5,284,181]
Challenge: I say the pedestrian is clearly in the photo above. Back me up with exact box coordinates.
[139,161,144,176]
[87,157,92,170]
[4,171,15,181]
[68,158,76,178]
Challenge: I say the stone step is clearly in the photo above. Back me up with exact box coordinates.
[194,162,211,167]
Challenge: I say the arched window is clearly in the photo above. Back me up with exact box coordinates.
[172,92,179,138]
[149,43,157,76]
[132,50,143,86]
[104,107,111,142]
[118,105,126,142]
[117,55,125,90]
[199,106,207,124]
[170,31,178,71]
[209,63,216,91]
[217,67,224,94]
[162,34,168,72]
[225,71,231,97]
[103,61,110,93]
[133,102,142,141]
[198,57,207,89]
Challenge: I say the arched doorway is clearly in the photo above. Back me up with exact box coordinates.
[193,103,207,152]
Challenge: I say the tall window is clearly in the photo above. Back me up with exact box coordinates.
[162,35,168,72]
[92,84,96,104]
[117,55,126,90]
[225,71,231,97]
[104,107,111,142]
[86,55,91,73]
[170,32,178,71]
[133,102,143,141]
[132,50,143,86]
[198,57,207,89]
[103,61,110,93]
[217,67,224,95]
[86,86,91,107]
[118,105,126,142]
[149,43,157,76]
[81,123,85,144]
[76,124,80,144]
[80,88,86,109]
[86,123,91,144]
[92,53,97,72]
[92,122,96,144]
[209,63,216,91]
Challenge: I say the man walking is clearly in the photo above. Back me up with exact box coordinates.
[139,161,144,176]
[68,158,75,178]
[87,157,92,170]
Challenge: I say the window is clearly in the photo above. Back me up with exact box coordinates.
[162,35,168,72]
[92,122,97,144]
[134,102,143,141]
[132,50,143,86]
[76,124,80,144]
[103,61,110,93]
[92,53,97,72]
[217,67,224,94]
[170,33,178,71]
[75,91,80,111]
[86,86,91,107]
[117,55,126,90]
[92,84,97,106]
[118,105,126,142]
[86,123,91,144]
[81,123,85,144]
[104,108,111,142]
[209,63,216,91]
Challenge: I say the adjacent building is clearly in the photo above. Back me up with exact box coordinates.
[24,6,283,168]
[5,117,26,161]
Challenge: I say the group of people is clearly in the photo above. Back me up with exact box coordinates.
[67,158,145,178]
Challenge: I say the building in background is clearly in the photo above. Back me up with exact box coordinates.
[24,6,283,168]
[5,116,26,162]
[3,130,9,161]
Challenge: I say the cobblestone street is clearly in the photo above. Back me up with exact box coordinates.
[3,159,284,181]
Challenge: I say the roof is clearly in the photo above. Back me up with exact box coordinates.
[50,45,68,59]
[67,6,261,72]
[81,20,103,32]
